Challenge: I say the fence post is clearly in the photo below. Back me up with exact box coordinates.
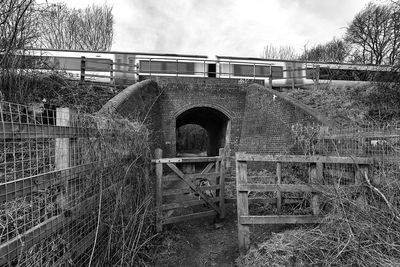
[276,162,282,212]
[355,164,368,208]
[155,148,163,232]
[236,153,250,254]
[218,148,226,219]
[80,56,86,82]
[55,108,71,210]
[310,161,323,215]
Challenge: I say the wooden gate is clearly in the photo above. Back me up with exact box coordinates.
[152,148,227,232]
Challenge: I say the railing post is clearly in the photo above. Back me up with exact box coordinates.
[149,58,152,77]
[155,148,163,232]
[218,148,226,219]
[253,63,256,82]
[315,65,320,85]
[236,153,249,254]
[110,61,114,84]
[269,74,273,89]
[276,162,282,212]
[80,56,86,82]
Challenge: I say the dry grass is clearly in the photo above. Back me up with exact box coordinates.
[0,104,156,266]
[237,122,400,267]
[238,167,400,267]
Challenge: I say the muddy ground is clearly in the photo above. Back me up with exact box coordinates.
[152,204,288,267]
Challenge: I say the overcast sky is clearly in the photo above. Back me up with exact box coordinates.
[41,0,375,57]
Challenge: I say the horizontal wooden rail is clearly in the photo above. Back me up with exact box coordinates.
[0,122,98,139]
[224,197,304,205]
[240,215,324,225]
[236,153,373,164]
[162,172,220,182]
[163,184,221,196]
[0,159,122,202]
[238,183,315,192]
[161,197,221,210]
[152,156,222,163]
[237,183,363,193]
[0,163,90,202]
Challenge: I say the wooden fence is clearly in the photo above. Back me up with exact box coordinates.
[0,101,148,266]
[152,148,227,232]
[235,153,373,253]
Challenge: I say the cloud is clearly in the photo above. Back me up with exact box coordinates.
[38,0,372,57]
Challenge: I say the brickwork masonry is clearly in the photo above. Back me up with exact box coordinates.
[99,78,333,158]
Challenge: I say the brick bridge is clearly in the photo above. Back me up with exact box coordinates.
[99,77,332,157]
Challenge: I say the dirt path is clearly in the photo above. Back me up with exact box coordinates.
[152,202,291,267]
[153,205,239,267]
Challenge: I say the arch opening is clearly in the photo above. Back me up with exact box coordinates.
[176,107,230,156]
[176,124,208,156]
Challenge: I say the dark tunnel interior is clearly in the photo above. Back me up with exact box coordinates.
[176,107,230,156]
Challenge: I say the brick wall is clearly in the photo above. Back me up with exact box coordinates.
[151,76,251,157]
[239,84,332,155]
[100,77,332,159]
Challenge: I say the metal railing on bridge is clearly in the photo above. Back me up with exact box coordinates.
[78,56,310,89]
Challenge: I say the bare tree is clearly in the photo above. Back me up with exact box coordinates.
[0,0,38,66]
[262,44,298,60]
[38,3,113,51]
[346,2,399,65]
[300,38,349,63]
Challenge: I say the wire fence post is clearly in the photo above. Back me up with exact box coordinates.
[276,162,282,212]
[309,162,323,215]
[155,148,163,232]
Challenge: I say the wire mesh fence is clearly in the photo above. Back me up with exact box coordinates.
[0,100,151,266]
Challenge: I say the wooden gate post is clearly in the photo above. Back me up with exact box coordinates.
[218,148,226,219]
[236,153,250,254]
[55,108,70,207]
[155,148,163,232]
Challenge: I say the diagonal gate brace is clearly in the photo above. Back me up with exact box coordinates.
[166,163,222,214]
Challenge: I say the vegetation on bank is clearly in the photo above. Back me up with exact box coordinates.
[282,83,400,125]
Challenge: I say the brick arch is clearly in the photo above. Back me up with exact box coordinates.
[173,103,234,121]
